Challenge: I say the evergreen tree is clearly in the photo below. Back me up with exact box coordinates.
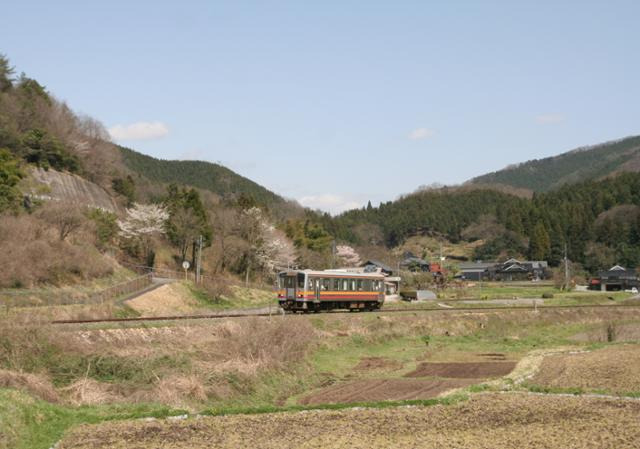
[0,54,14,92]
[528,222,551,260]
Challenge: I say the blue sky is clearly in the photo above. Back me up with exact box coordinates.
[2,1,639,213]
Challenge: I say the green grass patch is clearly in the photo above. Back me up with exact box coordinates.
[187,283,275,310]
[467,383,492,393]
[0,388,187,449]
[522,383,586,395]
[201,392,468,417]
[522,383,640,399]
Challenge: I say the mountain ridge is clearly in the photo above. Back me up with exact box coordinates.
[467,135,640,193]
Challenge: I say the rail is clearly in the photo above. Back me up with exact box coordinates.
[51,302,640,325]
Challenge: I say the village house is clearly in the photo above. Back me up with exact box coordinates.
[399,252,430,272]
[359,259,401,295]
[590,265,639,291]
[458,258,549,281]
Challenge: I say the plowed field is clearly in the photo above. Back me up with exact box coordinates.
[299,378,475,405]
[59,393,640,449]
[405,361,516,378]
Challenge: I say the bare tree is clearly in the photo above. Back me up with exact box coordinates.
[210,208,241,273]
[37,201,85,241]
[170,208,202,262]
[239,207,264,286]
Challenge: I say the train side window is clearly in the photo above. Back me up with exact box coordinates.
[322,278,330,291]
[297,273,305,289]
[364,279,372,291]
[356,280,363,291]
[350,279,356,291]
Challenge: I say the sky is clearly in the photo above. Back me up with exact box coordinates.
[2,1,640,214]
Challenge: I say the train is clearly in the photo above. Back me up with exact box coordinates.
[277,269,385,312]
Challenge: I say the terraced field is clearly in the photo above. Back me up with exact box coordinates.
[5,307,640,448]
[58,393,640,449]
[530,344,640,394]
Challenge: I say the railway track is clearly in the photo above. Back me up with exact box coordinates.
[51,302,640,325]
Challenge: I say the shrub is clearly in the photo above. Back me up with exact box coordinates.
[200,276,233,302]
[87,208,118,249]
[542,292,554,299]
[0,213,113,287]
[0,148,24,213]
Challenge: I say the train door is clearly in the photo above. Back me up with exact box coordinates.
[312,278,320,302]
[281,273,296,300]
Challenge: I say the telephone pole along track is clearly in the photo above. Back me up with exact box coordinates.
[51,303,640,325]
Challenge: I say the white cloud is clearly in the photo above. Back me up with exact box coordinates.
[298,194,361,215]
[535,114,565,124]
[108,121,169,141]
[408,127,435,140]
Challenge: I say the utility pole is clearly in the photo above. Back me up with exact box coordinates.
[196,235,203,284]
[564,243,569,290]
[331,240,336,269]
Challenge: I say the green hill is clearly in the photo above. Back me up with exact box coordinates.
[118,146,286,207]
[469,135,640,192]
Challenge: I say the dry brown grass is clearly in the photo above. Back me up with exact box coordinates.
[0,369,59,402]
[0,315,316,408]
[59,393,640,449]
[125,283,200,316]
[60,378,119,406]
[571,322,640,343]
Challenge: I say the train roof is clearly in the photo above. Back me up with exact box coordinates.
[278,269,385,279]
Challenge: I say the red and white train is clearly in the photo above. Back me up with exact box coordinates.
[277,269,385,312]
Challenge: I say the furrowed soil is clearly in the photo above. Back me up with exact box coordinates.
[59,393,640,449]
[298,378,475,405]
[405,361,517,378]
[531,344,640,394]
[354,357,403,371]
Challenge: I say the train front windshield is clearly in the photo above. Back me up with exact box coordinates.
[278,273,306,289]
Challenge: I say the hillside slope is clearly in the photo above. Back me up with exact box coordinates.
[469,135,640,192]
[25,167,118,211]
[119,146,285,207]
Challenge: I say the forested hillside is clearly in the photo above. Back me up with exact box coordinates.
[315,173,640,272]
[119,146,287,209]
[3,50,640,280]
[0,54,307,289]
[469,136,640,192]
[320,188,526,246]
